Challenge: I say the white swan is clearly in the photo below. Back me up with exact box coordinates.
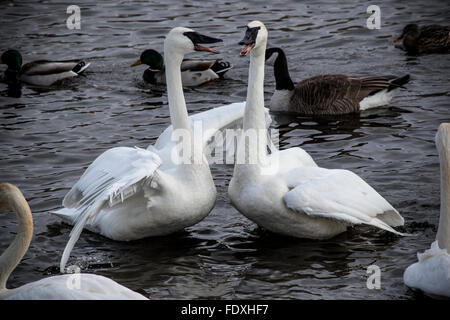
[0,183,147,300]
[52,27,251,272]
[228,21,405,239]
[403,123,450,298]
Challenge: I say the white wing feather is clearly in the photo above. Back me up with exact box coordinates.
[55,146,161,272]
[153,102,272,160]
[282,167,404,234]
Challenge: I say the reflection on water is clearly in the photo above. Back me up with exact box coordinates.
[0,0,449,299]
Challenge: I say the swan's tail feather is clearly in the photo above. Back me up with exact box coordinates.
[58,147,162,273]
[367,217,408,236]
[51,207,77,223]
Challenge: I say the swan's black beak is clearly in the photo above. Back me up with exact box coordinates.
[184,32,222,54]
[239,26,260,56]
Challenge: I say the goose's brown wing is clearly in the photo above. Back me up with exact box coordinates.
[292,75,362,114]
[356,76,392,100]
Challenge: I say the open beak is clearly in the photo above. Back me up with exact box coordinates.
[240,44,255,56]
[394,35,405,43]
[194,44,219,54]
[184,32,222,54]
[0,58,3,64]
[239,26,260,57]
[130,59,142,67]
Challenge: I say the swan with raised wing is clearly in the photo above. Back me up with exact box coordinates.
[0,183,147,300]
[228,21,405,240]
[52,27,252,272]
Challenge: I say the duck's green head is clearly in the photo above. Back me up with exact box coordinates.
[131,49,164,71]
[0,50,23,70]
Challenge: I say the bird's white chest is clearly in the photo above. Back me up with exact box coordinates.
[269,89,293,112]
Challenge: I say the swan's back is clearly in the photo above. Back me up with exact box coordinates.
[1,273,147,300]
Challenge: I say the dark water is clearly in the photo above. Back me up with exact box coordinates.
[1,0,449,299]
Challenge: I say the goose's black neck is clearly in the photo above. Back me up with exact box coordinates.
[269,48,294,91]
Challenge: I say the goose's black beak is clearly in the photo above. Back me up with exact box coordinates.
[239,26,260,56]
[184,32,222,54]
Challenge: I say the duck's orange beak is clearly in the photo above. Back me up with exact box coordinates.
[394,35,405,43]
[130,59,142,67]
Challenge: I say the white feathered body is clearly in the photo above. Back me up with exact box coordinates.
[0,273,147,300]
[403,241,450,298]
[52,102,258,241]
[54,146,216,242]
[229,148,404,239]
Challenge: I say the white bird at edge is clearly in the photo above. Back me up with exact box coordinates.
[0,183,147,300]
[403,123,450,298]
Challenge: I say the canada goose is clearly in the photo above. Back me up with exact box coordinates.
[265,47,409,115]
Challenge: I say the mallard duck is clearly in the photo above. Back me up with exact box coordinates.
[265,47,410,115]
[131,49,232,86]
[394,24,450,54]
[0,49,90,86]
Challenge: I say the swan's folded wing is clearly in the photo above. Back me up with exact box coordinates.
[282,167,404,234]
[56,146,162,272]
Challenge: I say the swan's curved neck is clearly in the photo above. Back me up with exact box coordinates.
[0,185,33,290]
[237,44,268,176]
[437,128,450,253]
[273,49,295,91]
[164,48,191,133]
